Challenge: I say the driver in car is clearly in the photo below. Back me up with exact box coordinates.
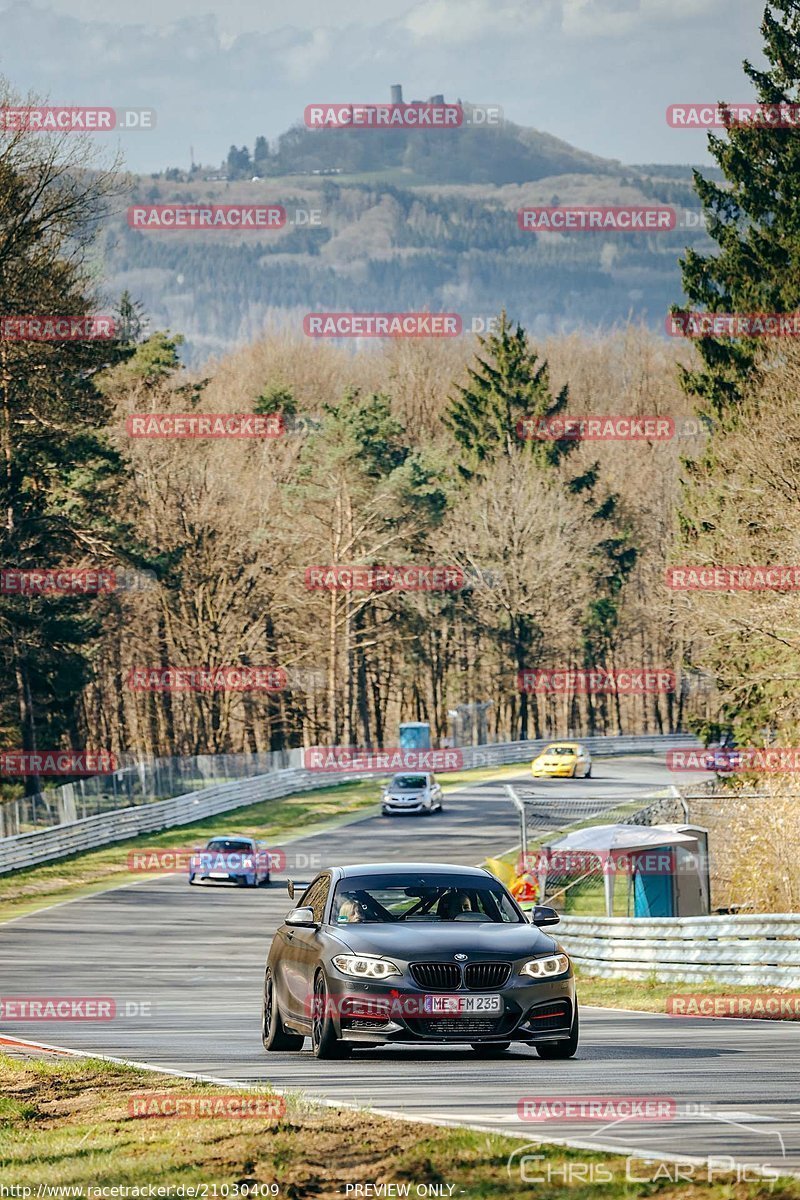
[437,891,475,920]
[336,895,366,923]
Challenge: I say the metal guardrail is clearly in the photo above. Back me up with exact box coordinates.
[0,734,696,837]
[459,733,700,770]
[0,733,701,876]
[557,913,800,987]
[497,764,800,986]
[0,768,323,875]
[0,749,305,836]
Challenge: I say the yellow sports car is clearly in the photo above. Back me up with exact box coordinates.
[531,742,592,779]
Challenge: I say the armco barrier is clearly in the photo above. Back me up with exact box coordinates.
[459,733,699,771]
[0,734,700,875]
[557,913,800,987]
[0,768,322,875]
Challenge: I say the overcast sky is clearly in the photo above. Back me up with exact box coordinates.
[0,0,767,173]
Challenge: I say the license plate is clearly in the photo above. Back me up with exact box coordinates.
[423,994,503,1016]
[209,872,230,879]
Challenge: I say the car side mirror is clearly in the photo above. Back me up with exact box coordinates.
[287,879,295,900]
[285,906,317,928]
[531,905,560,927]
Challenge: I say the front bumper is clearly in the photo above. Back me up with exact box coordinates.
[382,797,431,813]
[531,763,576,777]
[327,973,576,1045]
[190,870,266,885]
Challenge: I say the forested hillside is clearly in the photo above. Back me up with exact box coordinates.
[102,129,717,363]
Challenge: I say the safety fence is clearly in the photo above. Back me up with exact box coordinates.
[499,773,800,986]
[0,767,321,875]
[502,786,689,914]
[0,750,304,837]
[0,733,701,874]
[557,913,800,987]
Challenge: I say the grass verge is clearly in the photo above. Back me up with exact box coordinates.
[0,762,528,926]
[575,970,800,1016]
[1,1053,797,1198]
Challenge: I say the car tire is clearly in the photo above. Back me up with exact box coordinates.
[471,1042,511,1056]
[188,874,196,885]
[311,971,351,1059]
[535,1008,579,1059]
[585,764,592,778]
[262,969,304,1052]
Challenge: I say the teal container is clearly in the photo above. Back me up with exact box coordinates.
[398,722,431,750]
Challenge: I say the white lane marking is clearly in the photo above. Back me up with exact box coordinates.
[721,1112,778,1122]
[588,1109,786,1162]
[434,1111,777,1125]
[0,1032,795,1180]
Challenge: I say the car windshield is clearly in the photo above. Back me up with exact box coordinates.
[391,775,428,790]
[544,745,576,756]
[206,839,252,852]
[332,873,522,924]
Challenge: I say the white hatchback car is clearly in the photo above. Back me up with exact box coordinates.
[381,772,444,816]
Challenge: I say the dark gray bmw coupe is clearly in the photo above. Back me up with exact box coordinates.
[262,862,578,1059]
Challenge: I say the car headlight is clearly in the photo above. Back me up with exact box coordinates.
[520,953,570,979]
[332,954,401,980]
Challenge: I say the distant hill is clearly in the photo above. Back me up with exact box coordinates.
[252,106,621,186]
[107,99,717,364]
[204,88,625,187]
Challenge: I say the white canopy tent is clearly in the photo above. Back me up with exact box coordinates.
[539,823,702,917]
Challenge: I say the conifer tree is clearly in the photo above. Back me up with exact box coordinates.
[678,0,800,414]
[445,311,573,479]
[0,87,143,790]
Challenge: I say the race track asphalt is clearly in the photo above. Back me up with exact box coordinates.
[1,755,798,1178]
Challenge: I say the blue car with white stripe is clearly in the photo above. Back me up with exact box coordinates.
[188,836,271,888]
